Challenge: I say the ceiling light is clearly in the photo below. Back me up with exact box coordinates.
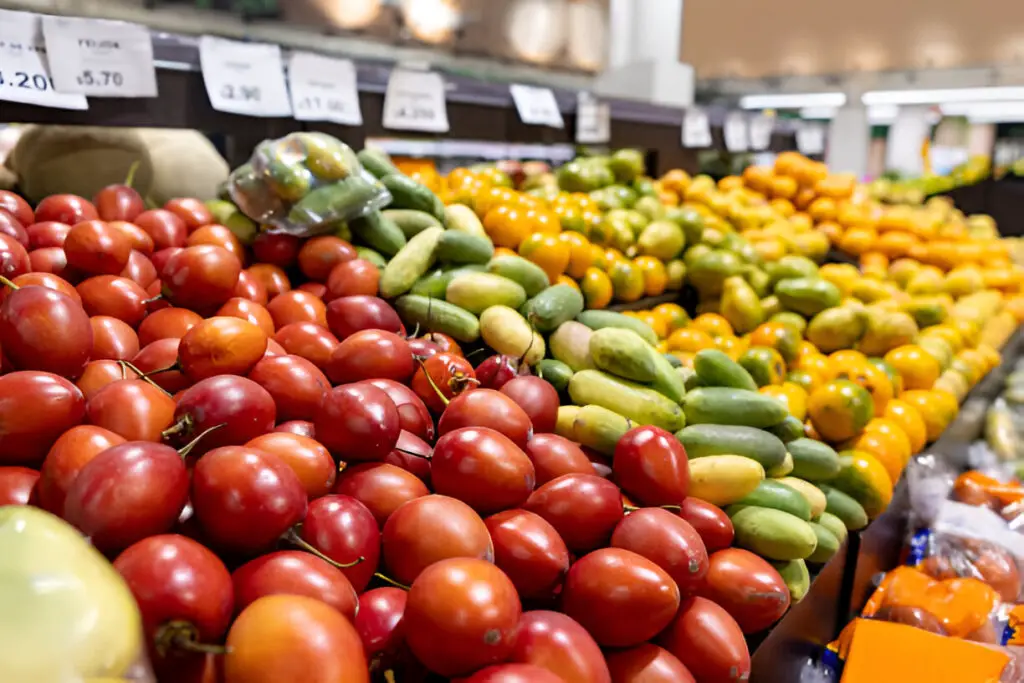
[313,0,383,30]
[940,101,1024,123]
[862,86,1024,106]
[867,104,900,123]
[402,0,462,44]
[740,92,846,110]
[799,106,837,120]
[505,0,567,65]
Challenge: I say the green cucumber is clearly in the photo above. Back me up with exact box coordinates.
[383,209,445,238]
[357,148,401,178]
[734,480,812,521]
[766,415,806,443]
[568,369,685,432]
[435,231,494,265]
[381,174,446,220]
[731,506,818,561]
[348,210,406,256]
[487,255,551,297]
[379,227,443,298]
[536,359,573,392]
[445,272,526,314]
[394,295,480,343]
[693,349,758,391]
[410,265,487,299]
[683,387,789,429]
[589,327,659,383]
[818,484,869,531]
[806,522,840,564]
[675,424,787,471]
[787,438,841,482]
[575,310,659,346]
[523,284,585,333]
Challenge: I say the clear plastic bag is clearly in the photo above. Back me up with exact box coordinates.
[227,132,391,237]
[0,506,154,683]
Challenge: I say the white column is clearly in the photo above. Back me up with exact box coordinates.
[826,104,870,178]
[598,0,694,108]
[886,106,934,177]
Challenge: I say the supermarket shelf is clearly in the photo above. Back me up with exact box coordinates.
[0,28,798,172]
[845,324,1024,620]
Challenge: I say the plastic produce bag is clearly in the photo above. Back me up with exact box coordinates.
[227,132,391,237]
[0,505,154,683]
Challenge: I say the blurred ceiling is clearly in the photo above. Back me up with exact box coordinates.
[682,0,1024,79]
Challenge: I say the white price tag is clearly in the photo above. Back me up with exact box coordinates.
[797,122,826,155]
[510,84,564,128]
[0,10,87,110]
[382,68,449,133]
[682,108,712,148]
[749,114,774,151]
[723,112,748,152]
[288,51,362,126]
[576,92,610,144]
[199,36,291,117]
[41,16,157,97]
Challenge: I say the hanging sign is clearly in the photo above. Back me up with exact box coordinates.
[199,36,292,117]
[42,15,157,97]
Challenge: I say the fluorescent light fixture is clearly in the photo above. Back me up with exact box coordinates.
[862,86,1024,106]
[940,101,1024,123]
[867,104,900,123]
[799,106,837,120]
[740,92,846,110]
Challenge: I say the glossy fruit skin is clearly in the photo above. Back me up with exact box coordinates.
[0,232,30,279]
[298,236,357,281]
[274,322,339,370]
[76,359,136,399]
[355,587,408,657]
[327,329,415,385]
[252,233,300,268]
[524,474,623,553]
[121,249,159,287]
[276,420,316,438]
[247,263,291,300]
[77,275,150,327]
[0,466,39,505]
[26,221,71,249]
[264,290,325,329]
[246,432,336,499]
[611,507,709,596]
[90,315,140,360]
[382,494,494,585]
[191,446,307,555]
[135,209,188,250]
[188,224,246,264]
[699,548,791,633]
[86,379,177,442]
[36,424,126,515]
[325,295,403,342]
[1,271,81,305]
[509,610,611,683]
[613,426,690,506]
[64,219,132,275]
[412,352,478,413]
[234,269,269,305]
[524,434,593,485]
[561,547,680,647]
[225,594,369,683]
[161,245,241,312]
[248,354,330,423]
[114,534,234,645]
[438,390,534,451]
[138,307,203,346]
[363,378,435,442]
[0,286,92,377]
[432,427,536,514]
[0,190,33,225]
[333,462,430,528]
[384,429,432,482]
[64,441,190,553]
[173,376,277,451]
[165,198,213,232]
[485,509,569,600]
[459,664,565,683]
[405,557,522,677]
[500,376,560,434]
[326,259,379,300]
[604,644,696,683]
[678,498,735,552]
[301,495,381,592]
[658,596,751,683]
[133,338,190,394]
[0,371,86,465]
[111,221,155,255]
[179,316,268,381]
[27,247,72,278]
[475,355,519,391]
[232,551,358,619]
[217,296,276,337]
[95,184,145,222]
[35,194,98,226]
[314,383,400,461]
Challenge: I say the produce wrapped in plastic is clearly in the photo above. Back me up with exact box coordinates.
[227,132,391,236]
[0,505,154,683]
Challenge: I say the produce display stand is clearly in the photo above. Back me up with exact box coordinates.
[0,29,798,174]
[933,178,1024,238]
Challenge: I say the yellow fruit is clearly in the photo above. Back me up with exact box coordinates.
[580,267,613,309]
[559,231,594,279]
[633,256,668,296]
[808,379,875,444]
[690,313,735,339]
[519,233,570,283]
[883,400,928,454]
[884,345,941,391]
[760,383,809,421]
[899,390,956,442]
[608,260,645,302]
